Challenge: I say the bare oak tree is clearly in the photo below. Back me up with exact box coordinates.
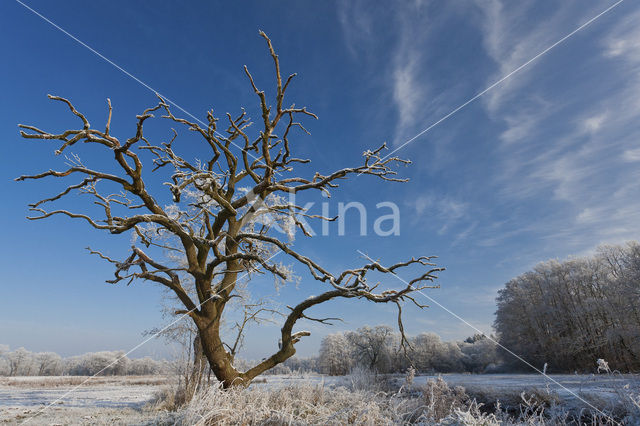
[16,32,442,387]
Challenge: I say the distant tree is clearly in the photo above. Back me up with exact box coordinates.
[346,326,395,372]
[410,332,444,372]
[128,357,166,375]
[35,352,63,376]
[464,334,486,344]
[0,345,8,376]
[0,348,169,377]
[318,333,353,376]
[6,348,33,376]
[388,332,411,373]
[429,341,460,372]
[281,356,317,373]
[459,337,500,373]
[314,326,505,375]
[16,32,442,387]
[75,351,129,376]
[494,241,640,372]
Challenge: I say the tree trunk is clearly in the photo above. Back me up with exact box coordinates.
[198,320,245,388]
[195,286,342,388]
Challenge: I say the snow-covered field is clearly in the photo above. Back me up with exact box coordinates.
[418,373,640,404]
[0,376,170,425]
[255,372,640,405]
[1,373,637,424]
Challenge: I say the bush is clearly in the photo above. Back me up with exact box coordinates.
[163,375,634,425]
[177,382,427,425]
[421,377,469,421]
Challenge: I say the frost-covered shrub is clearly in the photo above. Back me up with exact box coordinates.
[156,375,631,425]
[177,382,427,425]
[590,358,640,423]
[405,366,416,386]
[348,365,383,392]
[421,377,469,421]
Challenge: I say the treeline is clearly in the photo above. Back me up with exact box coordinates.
[315,326,500,375]
[233,328,501,376]
[495,241,640,372]
[0,346,170,376]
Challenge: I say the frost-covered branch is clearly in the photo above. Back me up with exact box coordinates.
[16,31,441,387]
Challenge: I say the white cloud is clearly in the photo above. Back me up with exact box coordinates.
[475,1,607,114]
[473,2,640,254]
[338,2,640,258]
[576,206,606,225]
[413,194,468,219]
[336,2,432,145]
[623,148,640,162]
[336,1,373,58]
[603,12,640,61]
[499,97,553,145]
[580,113,607,135]
[411,193,471,239]
[476,0,556,113]
[392,56,424,140]
[452,221,478,246]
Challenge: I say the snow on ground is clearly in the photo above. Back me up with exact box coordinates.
[255,372,640,404]
[0,384,156,409]
[0,376,170,425]
[417,373,640,404]
[1,373,637,424]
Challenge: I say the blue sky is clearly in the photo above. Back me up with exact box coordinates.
[1,0,639,360]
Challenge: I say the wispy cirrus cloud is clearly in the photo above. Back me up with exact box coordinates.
[336,1,433,145]
[336,1,374,58]
[413,194,468,219]
[474,0,600,114]
[623,148,640,162]
[337,1,640,262]
[473,1,640,254]
[409,193,470,238]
